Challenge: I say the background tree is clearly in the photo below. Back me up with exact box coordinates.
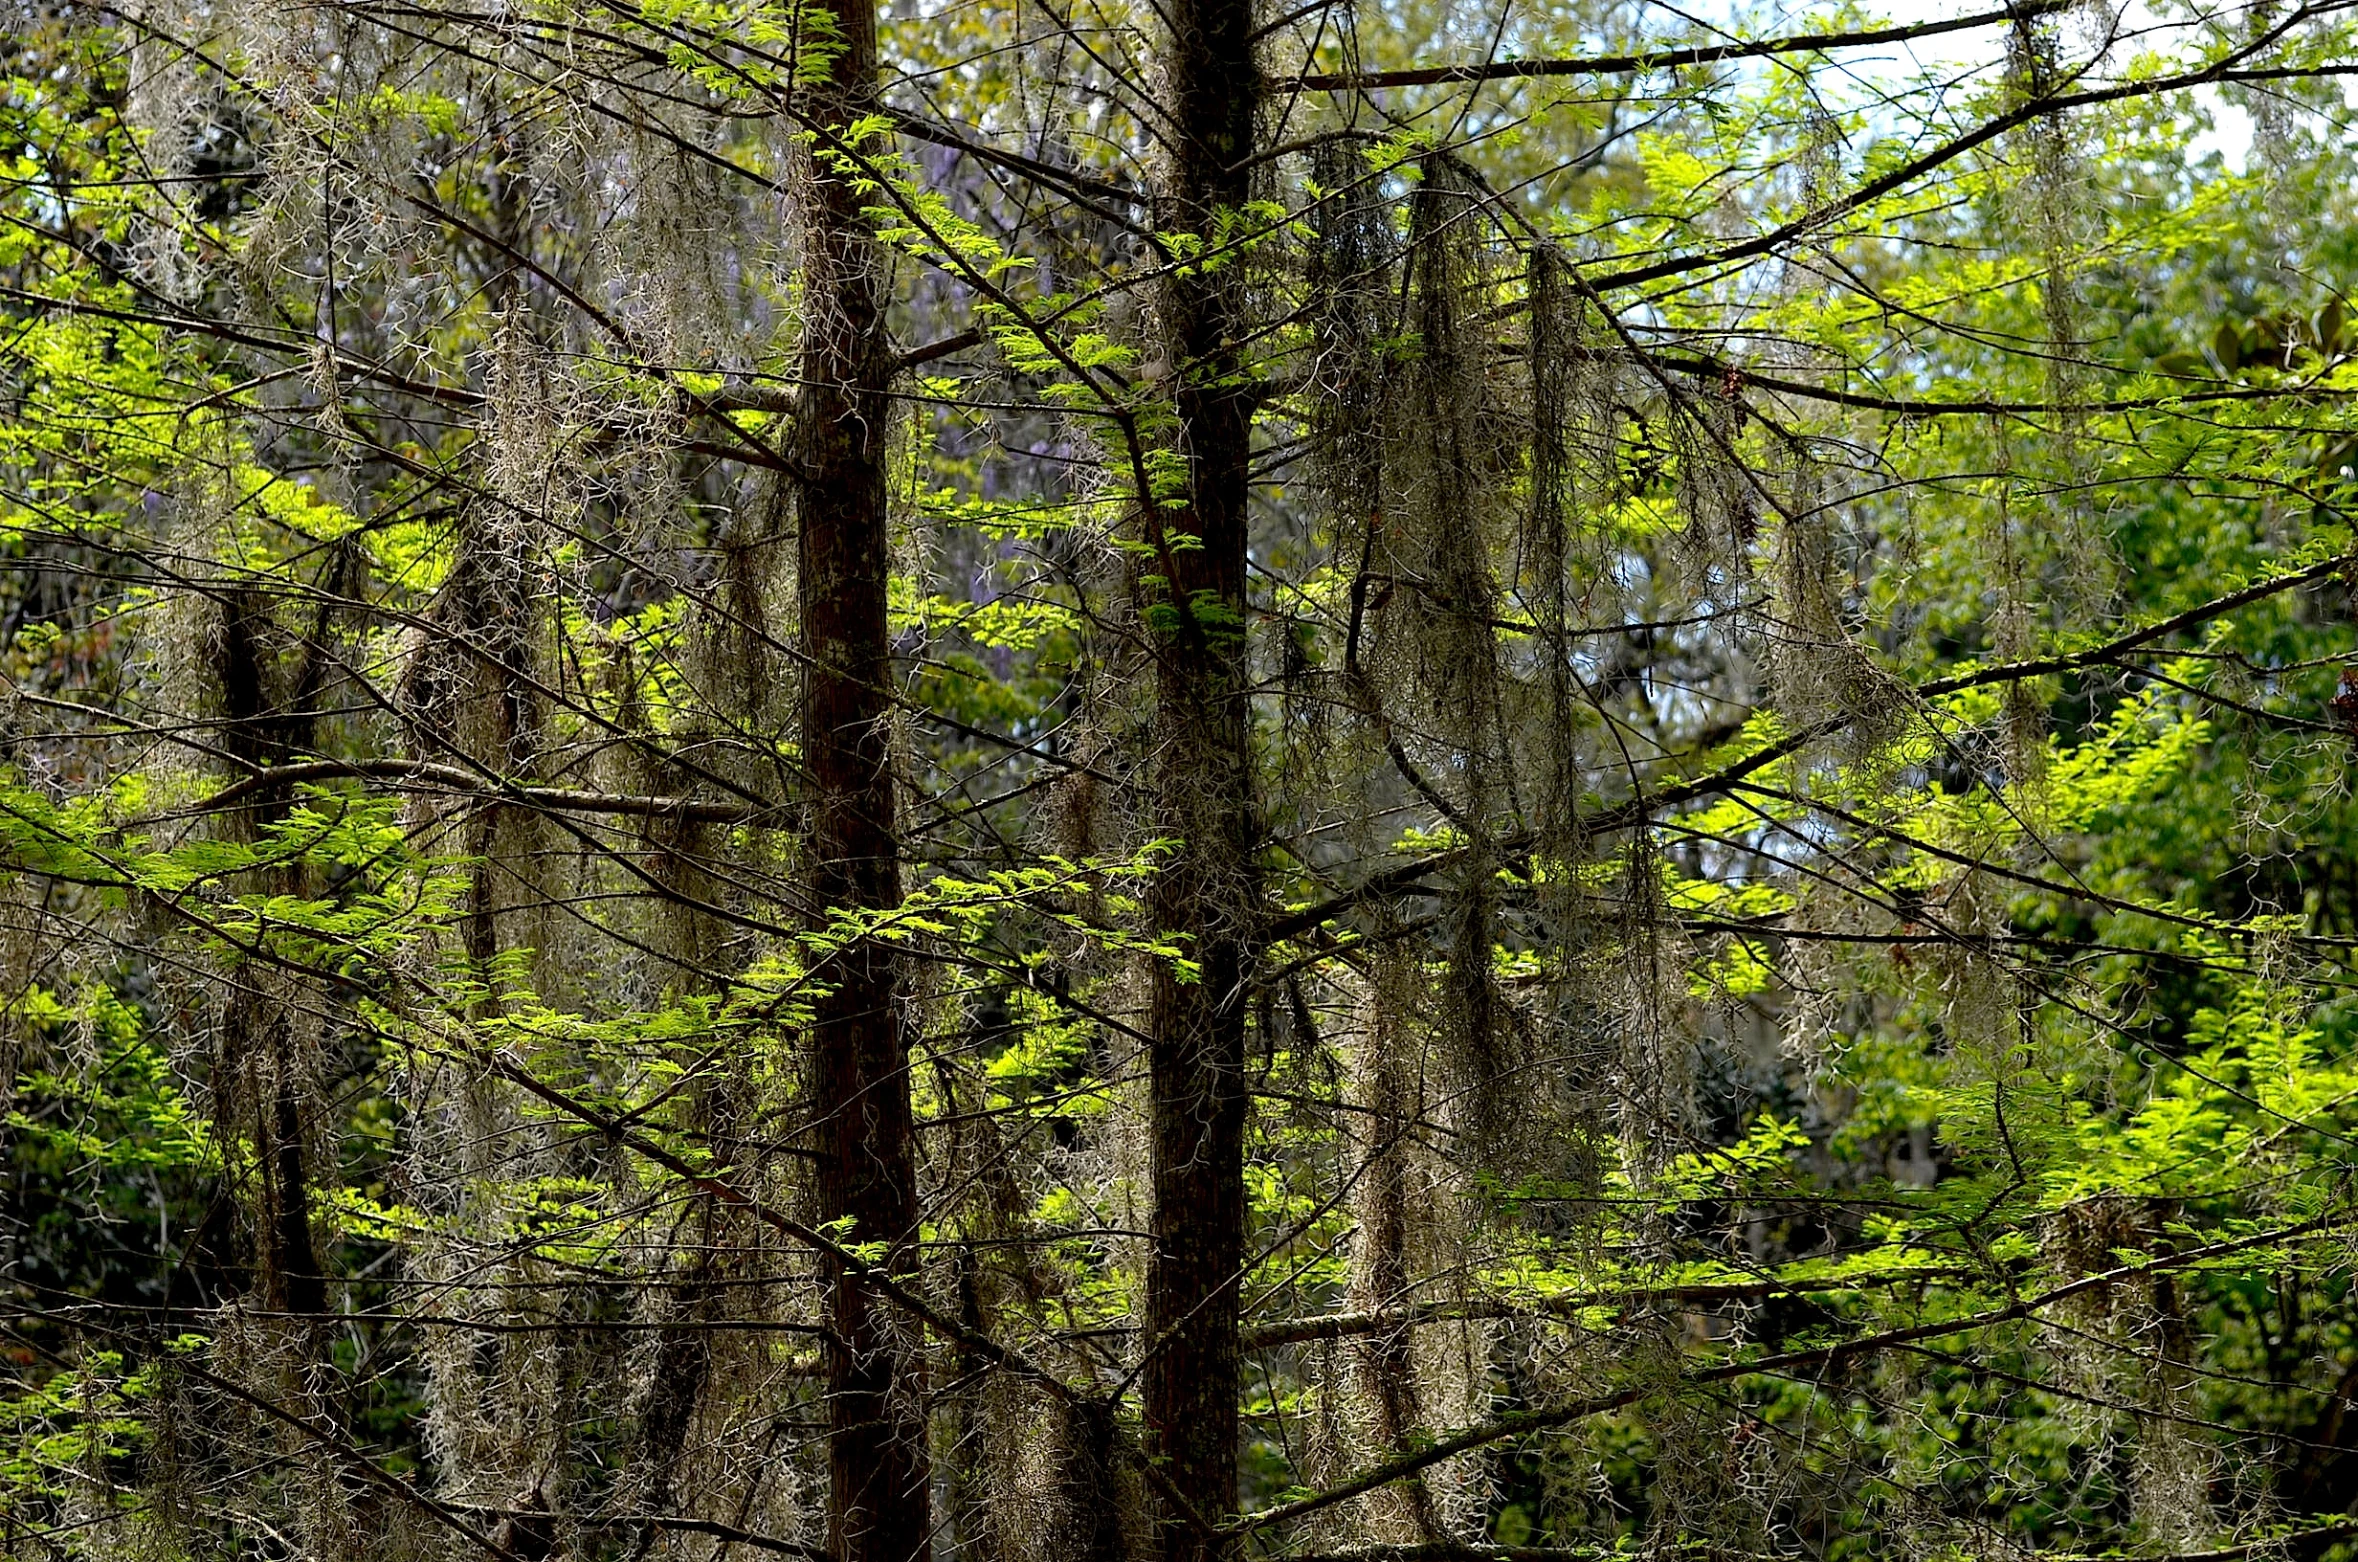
[10,0,2358,1560]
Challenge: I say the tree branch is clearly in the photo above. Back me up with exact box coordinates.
[1290,0,2074,90]
[167,758,781,826]
[1229,1212,2349,1536]
[1259,553,2347,942]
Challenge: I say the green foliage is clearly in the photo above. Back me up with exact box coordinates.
[11,0,2358,1558]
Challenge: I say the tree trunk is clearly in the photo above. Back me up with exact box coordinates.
[1143,0,1259,1552]
[797,5,931,1559]
[215,586,330,1320]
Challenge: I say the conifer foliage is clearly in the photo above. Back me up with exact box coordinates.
[10,0,2358,1559]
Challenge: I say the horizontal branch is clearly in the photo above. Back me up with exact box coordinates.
[1239,1266,1980,1348]
[1230,1211,2346,1535]
[173,758,778,826]
[1582,1,2347,296]
[1667,352,2342,418]
[1279,1549,1717,1562]
[1289,0,2072,90]
[1259,718,1832,945]
[1280,1521,2358,1562]
[1259,552,2346,947]
[1915,553,2352,698]
[440,1504,826,1560]
[890,109,1146,208]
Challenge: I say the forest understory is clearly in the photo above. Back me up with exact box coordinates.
[8,0,2358,1559]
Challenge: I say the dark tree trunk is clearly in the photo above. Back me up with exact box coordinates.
[1142,0,1260,1553]
[796,5,930,1559]
[216,587,330,1319]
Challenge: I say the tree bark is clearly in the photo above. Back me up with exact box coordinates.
[797,5,931,1560]
[1143,0,1260,1553]
[215,586,331,1320]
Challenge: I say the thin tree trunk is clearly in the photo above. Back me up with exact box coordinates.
[797,3,930,1558]
[215,585,334,1319]
[1143,0,1260,1551]
[1345,958,1442,1543]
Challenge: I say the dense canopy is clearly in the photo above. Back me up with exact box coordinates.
[8,0,2358,1560]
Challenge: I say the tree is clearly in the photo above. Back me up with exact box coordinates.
[10,0,2358,1558]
